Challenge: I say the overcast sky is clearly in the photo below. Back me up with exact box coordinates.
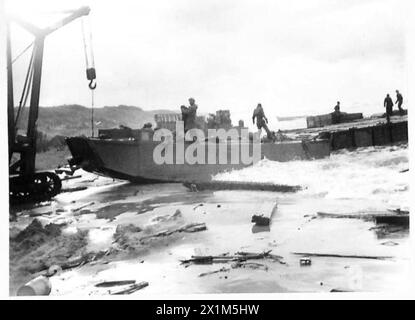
[6,0,408,125]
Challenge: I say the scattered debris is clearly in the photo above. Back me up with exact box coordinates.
[112,221,207,254]
[380,241,399,246]
[110,281,149,295]
[231,261,268,271]
[47,265,63,277]
[300,257,312,266]
[113,224,143,245]
[199,267,230,277]
[181,250,285,265]
[292,252,393,260]
[10,219,89,290]
[83,177,99,183]
[59,251,108,271]
[252,225,270,233]
[95,280,136,288]
[16,275,52,296]
[251,215,270,226]
[12,219,61,243]
[141,223,207,241]
[330,288,353,292]
[251,203,278,229]
[183,181,302,193]
[150,210,182,223]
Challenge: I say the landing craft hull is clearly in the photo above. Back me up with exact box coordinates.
[65,137,330,183]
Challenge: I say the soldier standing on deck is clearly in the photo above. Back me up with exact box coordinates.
[252,103,272,139]
[332,101,342,124]
[395,90,403,115]
[180,105,188,130]
[384,93,394,124]
[181,98,198,132]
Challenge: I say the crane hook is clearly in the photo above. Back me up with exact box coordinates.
[89,79,96,90]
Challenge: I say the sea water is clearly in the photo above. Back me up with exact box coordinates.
[214,143,409,210]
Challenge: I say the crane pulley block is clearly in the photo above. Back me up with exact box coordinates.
[86,67,96,80]
[86,67,96,89]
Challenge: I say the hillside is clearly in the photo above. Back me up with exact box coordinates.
[14,104,177,138]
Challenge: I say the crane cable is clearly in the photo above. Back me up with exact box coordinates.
[11,41,34,65]
[81,17,97,137]
[90,89,95,137]
[14,47,35,129]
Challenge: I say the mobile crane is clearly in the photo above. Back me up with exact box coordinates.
[7,6,95,204]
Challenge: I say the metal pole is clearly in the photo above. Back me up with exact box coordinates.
[24,37,45,176]
[7,22,15,161]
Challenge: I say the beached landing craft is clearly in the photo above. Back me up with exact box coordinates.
[65,117,330,183]
[66,110,408,184]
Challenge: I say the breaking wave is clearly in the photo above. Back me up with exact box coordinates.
[214,144,409,208]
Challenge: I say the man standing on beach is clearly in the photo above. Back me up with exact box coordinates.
[252,103,272,139]
[384,94,394,123]
[395,90,403,115]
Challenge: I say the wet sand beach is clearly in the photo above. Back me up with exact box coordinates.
[9,144,410,296]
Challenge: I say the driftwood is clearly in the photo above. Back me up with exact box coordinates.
[59,250,111,271]
[29,211,53,217]
[181,250,285,265]
[72,201,95,212]
[183,181,302,193]
[83,177,99,183]
[193,204,204,210]
[199,267,230,277]
[231,261,269,271]
[61,186,88,193]
[95,280,136,288]
[140,223,207,242]
[331,288,354,292]
[292,252,393,260]
[197,257,276,277]
[110,281,149,295]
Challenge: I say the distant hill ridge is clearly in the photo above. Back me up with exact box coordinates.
[14,104,176,138]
